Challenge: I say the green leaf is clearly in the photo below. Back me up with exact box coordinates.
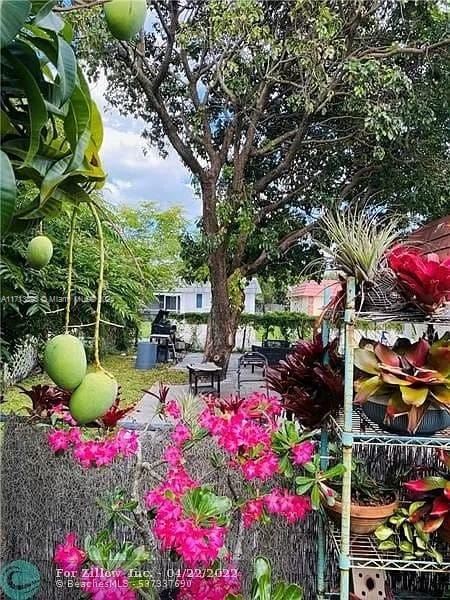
[310,485,321,510]
[56,36,77,105]
[6,51,48,165]
[0,150,17,234]
[378,540,397,551]
[374,524,394,541]
[0,0,31,49]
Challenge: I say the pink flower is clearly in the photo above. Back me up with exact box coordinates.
[54,533,85,574]
[241,498,265,527]
[48,429,71,452]
[115,429,139,457]
[241,451,279,481]
[165,399,181,419]
[163,446,184,467]
[92,440,118,466]
[177,566,241,599]
[73,441,97,468]
[171,423,192,445]
[264,488,311,523]
[80,567,136,599]
[291,441,315,465]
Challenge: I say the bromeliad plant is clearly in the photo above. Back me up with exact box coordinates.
[266,335,344,428]
[387,245,450,314]
[354,336,450,433]
[402,450,450,538]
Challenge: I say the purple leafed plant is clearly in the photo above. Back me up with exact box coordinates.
[266,335,344,428]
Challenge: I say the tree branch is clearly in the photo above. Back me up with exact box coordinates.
[242,222,316,277]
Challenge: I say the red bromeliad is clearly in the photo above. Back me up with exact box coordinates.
[404,450,450,534]
[387,245,450,313]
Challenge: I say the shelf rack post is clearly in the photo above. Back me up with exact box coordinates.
[339,276,356,598]
[317,284,333,599]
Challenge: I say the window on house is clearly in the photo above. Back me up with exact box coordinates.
[196,293,203,309]
[165,296,177,311]
[157,295,164,309]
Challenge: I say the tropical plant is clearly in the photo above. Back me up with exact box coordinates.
[354,337,450,433]
[387,245,450,314]
[402,449,450,536]
[1,1,106,236]
[375,503,443,564]
[317,207,399,284]
[98,390,136,428]
[14,384,70,420]
[227,556,303,600]
[328,457,396,506]
[294,454,346,511]
[266,336,344,428]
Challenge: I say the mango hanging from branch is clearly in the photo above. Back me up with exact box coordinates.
[44,335,87,391]
[69,371,118,424]
[26,235,53,269]
[104,0,147,41]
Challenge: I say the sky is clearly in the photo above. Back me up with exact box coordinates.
[90,75,201,221]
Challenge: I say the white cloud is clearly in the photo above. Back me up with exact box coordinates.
[89,73,199,219]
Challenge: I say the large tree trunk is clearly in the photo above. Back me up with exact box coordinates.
[204,250,243,376]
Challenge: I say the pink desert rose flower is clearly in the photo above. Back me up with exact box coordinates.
[165,399,181,419]
[80,567,136,600]
[241,497,265,527]
[47,429,71,452]
[291,441,316,465]
[177,566,241,599]
[54,533,86,574]
[171,423,192,445]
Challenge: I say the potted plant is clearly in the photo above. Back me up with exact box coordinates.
[402,449,450,543]
[294,451,398,534]
[354,336,450,435]
[323,458,398,534]
[266,335,344,428]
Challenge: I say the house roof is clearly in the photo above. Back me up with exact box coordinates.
[288,279,340,298]
[405,216,450,259]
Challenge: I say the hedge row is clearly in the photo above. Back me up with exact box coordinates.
[174,311,315,341]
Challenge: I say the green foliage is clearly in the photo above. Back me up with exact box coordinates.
[375,504,443,564]
[1,198,184,356]
[227,556,303,600]
[0,1,106,232]
[175,311,314,341]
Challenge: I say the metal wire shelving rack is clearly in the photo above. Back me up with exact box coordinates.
[316,277,450,599]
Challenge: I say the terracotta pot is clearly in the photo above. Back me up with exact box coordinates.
[324,497,399,534]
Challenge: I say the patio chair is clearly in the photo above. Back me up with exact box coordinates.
[237,351,269,398]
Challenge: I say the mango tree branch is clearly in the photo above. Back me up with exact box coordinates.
[64,207,78,334]
[54,0,110,12]
[89,203,105,371]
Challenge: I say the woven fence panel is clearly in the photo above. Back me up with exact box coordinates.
[2,336,39,388]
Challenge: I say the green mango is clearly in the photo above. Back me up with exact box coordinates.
[26,235,53,269]
[104,0,147,41]
[44,334,87,391]
[69,371,118,424]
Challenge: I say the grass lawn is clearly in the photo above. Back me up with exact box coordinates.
[1,354,188,416]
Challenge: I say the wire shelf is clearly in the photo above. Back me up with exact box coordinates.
[354,309,450,324]
[329,410,450,449]
[328,524,450,573]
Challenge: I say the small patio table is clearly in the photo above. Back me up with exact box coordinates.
[187,363,223,396]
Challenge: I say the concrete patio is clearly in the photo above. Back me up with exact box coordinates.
[120,352,274,429]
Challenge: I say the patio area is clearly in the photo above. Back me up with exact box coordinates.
[121,352,275,429]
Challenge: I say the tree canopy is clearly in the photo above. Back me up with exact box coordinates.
[66,0,449,368]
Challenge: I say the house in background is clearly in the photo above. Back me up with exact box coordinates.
[405,215,450,259]
[148,278,261,315]
[288,279,340,317]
